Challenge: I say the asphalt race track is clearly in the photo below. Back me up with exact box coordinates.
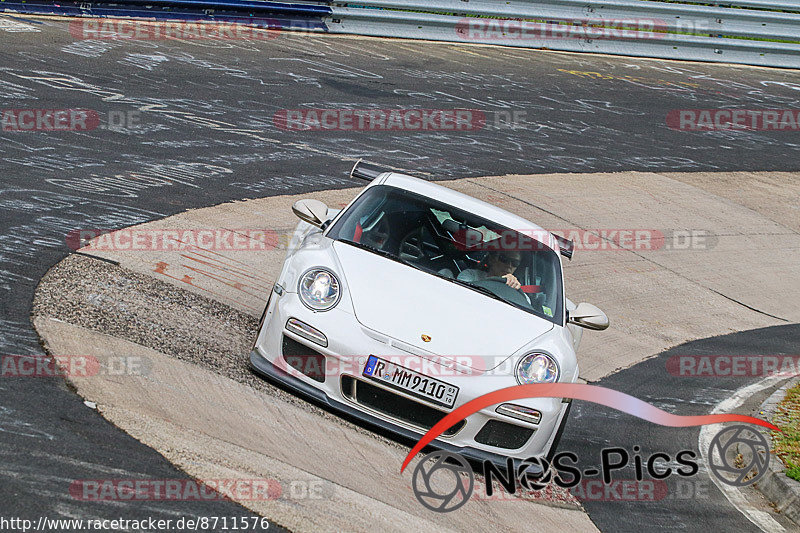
[1,15,800,532]
[563,324,800,532]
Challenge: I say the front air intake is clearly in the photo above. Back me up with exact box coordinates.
[474,420,535,450]
[281,335,326,383]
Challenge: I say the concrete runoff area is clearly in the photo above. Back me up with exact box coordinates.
[33,170,800,531]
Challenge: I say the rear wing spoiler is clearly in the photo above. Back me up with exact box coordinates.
[553,234,574,260]
[350,159,387,182]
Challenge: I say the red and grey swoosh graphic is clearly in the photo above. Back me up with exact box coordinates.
[400,383,779,473]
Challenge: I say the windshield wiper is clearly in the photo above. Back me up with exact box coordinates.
[444,276,536,314]
[338,239,410,266]
[444,276,509,305]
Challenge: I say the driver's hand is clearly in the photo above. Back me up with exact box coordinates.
[502,274,521,290]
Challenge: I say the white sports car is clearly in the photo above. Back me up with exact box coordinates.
[250,161,609,466]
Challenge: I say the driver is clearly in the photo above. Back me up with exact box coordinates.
[457,250,522,289]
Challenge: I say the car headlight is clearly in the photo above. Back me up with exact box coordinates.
[298,268,341,311]
[516,352,559,384]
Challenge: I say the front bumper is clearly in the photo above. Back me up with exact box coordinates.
[250,288,571,465]
[249,350,548,471]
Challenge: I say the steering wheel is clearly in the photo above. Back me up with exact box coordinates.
[398,227,430,262]
[484,276,517,285]
[478,276,532,307]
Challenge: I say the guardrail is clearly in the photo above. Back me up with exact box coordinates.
[324,0,800,68]
[3,0,799,68]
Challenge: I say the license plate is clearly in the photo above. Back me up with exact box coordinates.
[362,355,458,408]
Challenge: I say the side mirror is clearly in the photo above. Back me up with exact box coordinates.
[292,199,329,228]
[568,302,609,331]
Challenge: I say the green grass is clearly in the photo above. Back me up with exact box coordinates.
[786,461,800,482]
[772,382,800,481]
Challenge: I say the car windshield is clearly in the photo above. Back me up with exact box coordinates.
[326,185,564,325]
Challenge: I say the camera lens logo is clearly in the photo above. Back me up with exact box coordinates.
[708,425,770,487]
[518,456,552,491]
[411,451,474,512]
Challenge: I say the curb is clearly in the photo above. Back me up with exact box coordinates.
[755,379,800,526]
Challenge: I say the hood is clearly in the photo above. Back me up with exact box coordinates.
[333,241,553,369]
